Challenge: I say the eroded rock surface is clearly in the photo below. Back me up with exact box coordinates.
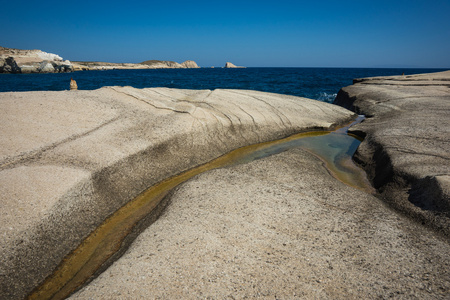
[68,76,450,299]
[0,88,353,299]
[71,145,450,299]
[334,70,450,236]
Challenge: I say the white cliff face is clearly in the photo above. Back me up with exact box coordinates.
[35,50,63,61]
[0,46,73,73]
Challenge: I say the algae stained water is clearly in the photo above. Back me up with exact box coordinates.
[294,131,373,194]
[235,116,374,194]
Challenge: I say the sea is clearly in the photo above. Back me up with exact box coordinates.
[0,67,446,103]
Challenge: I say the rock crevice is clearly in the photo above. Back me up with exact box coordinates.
[334,70,450,237]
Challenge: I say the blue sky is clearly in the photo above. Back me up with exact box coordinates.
[2,0,449,67]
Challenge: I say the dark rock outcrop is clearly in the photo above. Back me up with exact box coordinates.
[0,57,21,73]
[334,70,450,237]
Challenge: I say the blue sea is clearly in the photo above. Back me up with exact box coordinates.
[0,67,446,103]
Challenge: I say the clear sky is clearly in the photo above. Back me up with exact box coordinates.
[2,0,449,68]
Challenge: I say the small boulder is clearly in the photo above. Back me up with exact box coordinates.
[70,78,78,90]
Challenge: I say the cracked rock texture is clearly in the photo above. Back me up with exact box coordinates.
[334,70,450,237]
[0,87,353,299]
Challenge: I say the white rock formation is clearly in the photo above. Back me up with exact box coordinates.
[181,60,200,68]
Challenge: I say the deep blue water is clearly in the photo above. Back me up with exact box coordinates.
[0,67,446,103]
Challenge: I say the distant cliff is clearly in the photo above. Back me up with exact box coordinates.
[72,61,150,71]
[140,60,200,69]
[71,59,200,71]
[0,46,73,73]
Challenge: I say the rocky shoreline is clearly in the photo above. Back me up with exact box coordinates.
[71,72,449,299]
[0,47,202,73]
[72,59,200,71]
[0,47,73,73]
[0,72,449,299]
[334,70,450,238]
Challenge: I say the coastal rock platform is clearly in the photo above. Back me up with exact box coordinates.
[0,87,354,299]
[69,77,450,299]
[334,70,450,237]
[71,141,449,299]
[1,84,449,299]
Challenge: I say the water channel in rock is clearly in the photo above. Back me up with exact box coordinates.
[28,115,373,300]
[234,115,373,194]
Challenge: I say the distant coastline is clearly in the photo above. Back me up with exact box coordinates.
[71,59,200,71]
[0,46,202,73]
[0,46,247,74]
